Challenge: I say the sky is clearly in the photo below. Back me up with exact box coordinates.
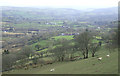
[0,0,119,9]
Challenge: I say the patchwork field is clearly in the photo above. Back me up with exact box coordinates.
[2,6,118,75]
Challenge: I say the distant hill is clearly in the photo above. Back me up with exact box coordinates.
[92,7,118,14]
[2,6,117,22]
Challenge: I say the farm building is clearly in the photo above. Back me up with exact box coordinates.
[27,29,39,35]
[61,33,79,36]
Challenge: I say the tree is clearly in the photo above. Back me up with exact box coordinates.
[68,45,76,60]
[51,46,64,61]
[20,46,34,58]
[103,29,118,53]
[3,49,10,55]
[51,38,70,61]
[32,56,38,65]
[89,43,100,57]
[74,29,93,59]
[73,42,86,59]
[111,29,118,48]
[105,42,113,53]
[2,54,17,71]
[35,44,41,50]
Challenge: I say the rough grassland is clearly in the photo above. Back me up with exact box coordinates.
[4,49,118,74]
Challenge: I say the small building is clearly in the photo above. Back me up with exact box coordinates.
[98,27,101,29]
[61,33,79,36]
[27,29,39,35]
[2,27,15,32]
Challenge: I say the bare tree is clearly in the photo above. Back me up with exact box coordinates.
[51,38,70,61]
[104,29,118,53]
[20,46,34,58]
[89,43,100,57]
[2,54,17,71]
[74,29,93,59]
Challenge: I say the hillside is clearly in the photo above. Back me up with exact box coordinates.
[4,48,118,74]
[1,6,118,74]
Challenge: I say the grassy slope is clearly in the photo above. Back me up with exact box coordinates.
[5,49,118,74]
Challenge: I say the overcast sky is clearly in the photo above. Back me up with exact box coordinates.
[0,0,119,9]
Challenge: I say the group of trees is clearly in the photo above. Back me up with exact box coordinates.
[105,29,118,53]
[2,46,35,71]
[49,29,101,61]
[74,30,91,58]
[2,28,118,71]
[50,28,118,62]
[73,29,101,58]
[50,39,73,61]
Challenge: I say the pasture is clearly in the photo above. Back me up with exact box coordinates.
[51,35,74,40]
[4,47,118,74]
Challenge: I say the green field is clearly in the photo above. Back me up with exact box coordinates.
[51,35,74,40]
[32,40,49,47]
[13,23,62,29]
[30,35,74,52]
